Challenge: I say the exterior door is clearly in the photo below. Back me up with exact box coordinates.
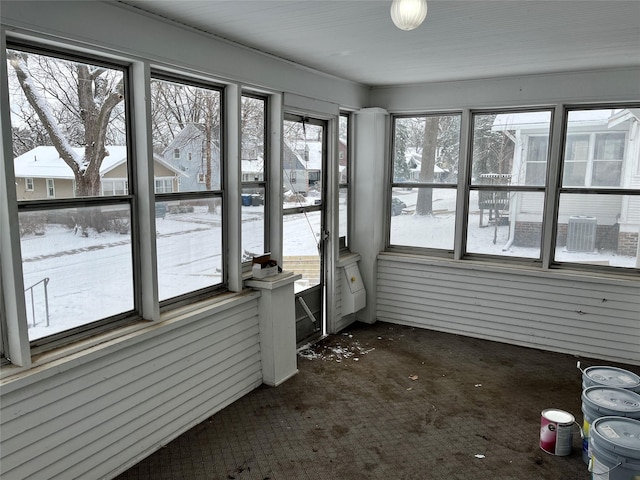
[282,114,326,346]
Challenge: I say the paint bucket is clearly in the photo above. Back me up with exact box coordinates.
[540,409,576,456]
[581,387,640,464]
[582,366,640,393]
[589,416,640,480]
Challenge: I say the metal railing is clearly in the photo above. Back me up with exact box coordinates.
[25,277,50,328]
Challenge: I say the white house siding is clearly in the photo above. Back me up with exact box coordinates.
[377,253,639,365]
[0,294,262,480]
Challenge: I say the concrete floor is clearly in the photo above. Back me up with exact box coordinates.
[115,321,638,480]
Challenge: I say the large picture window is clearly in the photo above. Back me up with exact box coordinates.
[389,114,461,251]
[7,45,134,341]
[150,74,224,302]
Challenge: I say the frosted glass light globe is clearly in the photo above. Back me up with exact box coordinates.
[390,0,428,31]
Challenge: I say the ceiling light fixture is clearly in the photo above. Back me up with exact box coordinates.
[390,0,428,31]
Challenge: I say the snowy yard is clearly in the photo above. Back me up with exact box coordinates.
[19,192,635,341]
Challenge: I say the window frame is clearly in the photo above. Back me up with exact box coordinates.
[240,91,269,264]
[551,105,640,270]
[338,111,351,251]
[386,104,640,274]
[387,111,463,257]
[150,71,227,307]
[5,40,141,354]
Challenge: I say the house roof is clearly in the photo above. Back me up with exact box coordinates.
[492,109,628,132]
[14,146,182,179]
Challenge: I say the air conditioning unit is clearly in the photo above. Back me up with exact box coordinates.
[566,216,597,252]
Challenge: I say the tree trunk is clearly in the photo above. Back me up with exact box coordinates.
[416,117,438,215]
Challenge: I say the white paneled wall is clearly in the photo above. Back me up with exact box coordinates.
[1,295,262,480]
[377,253,640,365]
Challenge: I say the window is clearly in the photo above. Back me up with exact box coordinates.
[467,109,551,259]
[555,108,638,268]
[388,106,639,270]
[103,179,129,196]
[338,113,350,248]
[563,130,625,188]
[7,45,134,343]
[389,114,461,251]
[150,74,224,302]
[25,178,34,191]
[154,178,173,194]
[46,179,55,198]
[240,94,267,261]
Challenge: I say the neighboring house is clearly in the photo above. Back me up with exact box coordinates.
[13,146,181,200]
[405,148,447,182]
[162,123,221,192]
[492,109,640,255]
[282,143,307,194]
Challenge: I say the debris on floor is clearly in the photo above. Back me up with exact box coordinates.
[297,334,375,362]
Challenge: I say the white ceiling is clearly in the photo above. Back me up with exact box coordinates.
[118,0,640,87]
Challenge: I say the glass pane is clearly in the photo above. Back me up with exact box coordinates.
[150,78,221,192]
[242,187,265,261]
[283,211,321,293]
[393,115,460,184]
[8,49,127,200]
[155,198,223,301]
[241,96,265,180]
[339,114,349,185]
[563,110,628,188]
[390,187,456,250]
[467,191,544,259]
[338,187,348,244]
[283,120,323,209]
[473,111,551,187]
[19,205,134,340]
[556,194,638,269]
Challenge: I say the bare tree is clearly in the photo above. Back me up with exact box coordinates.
[8,50,124,197]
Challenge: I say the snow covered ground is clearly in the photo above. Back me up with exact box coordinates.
[19,192,636,341]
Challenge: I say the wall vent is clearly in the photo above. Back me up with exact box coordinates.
[566,216,597,252]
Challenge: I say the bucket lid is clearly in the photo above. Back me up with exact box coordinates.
[584,366,640,390]
[591,417,640,460]
[542,408,575,424]
[583,386,640,415]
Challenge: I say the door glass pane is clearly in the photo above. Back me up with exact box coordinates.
[19,205,134,340]
[8,50,127,200]
[283,211,321,293]
[283,120,323,209]
[155,198,223,301]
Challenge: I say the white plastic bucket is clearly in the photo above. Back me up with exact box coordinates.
[540,409,576,456]
[582,366,640,393]
[581,387,640,464]
[589,416,640,480]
